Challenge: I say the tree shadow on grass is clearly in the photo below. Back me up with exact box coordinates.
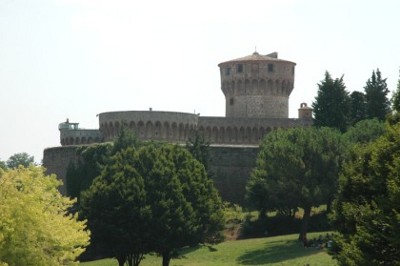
[173,244,210,259]
[237,239,324,265]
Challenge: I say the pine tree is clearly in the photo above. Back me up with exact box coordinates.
[312,71,350,132]
[348,91,366,125]
[364,69,390,120]
[391,69,400,113]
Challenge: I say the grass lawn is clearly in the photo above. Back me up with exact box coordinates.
[81,232,337,266]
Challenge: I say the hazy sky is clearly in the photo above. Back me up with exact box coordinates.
[1,0,399,163]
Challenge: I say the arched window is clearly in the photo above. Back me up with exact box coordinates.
[145,121,153,139]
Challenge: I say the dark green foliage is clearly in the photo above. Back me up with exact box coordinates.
[6,152,34,168]
[0,159,6,170]
[80,135,224,266]
[349,91,366,125]
[391,70,400,113]
[66,125,139,200]
[312,71,350,132]
[246,127,346,241]
[111,122,140,155]
[240,212,331,239]
[134,144,224,266]
[66,143,112,200]
[186,131,210,171]
[343,118,385,145]
[330,123,400,265]
[364,69,390,121]
[81,148,151,266]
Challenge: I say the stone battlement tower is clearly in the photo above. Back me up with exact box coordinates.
[218,51,295,118]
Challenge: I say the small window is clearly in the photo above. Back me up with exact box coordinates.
[237,64,243,73]
[230,97,234,105]
[268,64,274,72]
[225,68,231,76]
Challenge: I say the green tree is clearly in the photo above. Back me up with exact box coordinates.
[364,68,390,121]
[81,136,224,266]
[312,71,350,132]
[391,69,400,113]
[81,148,151,266]
[111,121,140,155]
[0,160,6,170]
[186,131,210,171]
[348,91,366,125]
[343,118,385,145]
[134,143,224,266]
[0,166,90,266]
[246,127,345,242]
[66,123,138,200]
[6,152,34,168]
[66,143,111,200]
[330,123,400,265]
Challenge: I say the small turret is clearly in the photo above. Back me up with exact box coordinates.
[58,118,79,131]
[298,103,313,119]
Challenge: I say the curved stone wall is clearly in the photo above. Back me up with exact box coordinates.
[99,111,199,143]
[43,146,81,195]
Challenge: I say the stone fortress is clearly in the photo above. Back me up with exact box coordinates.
[43,51,313,205]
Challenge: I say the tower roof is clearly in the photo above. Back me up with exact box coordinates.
[218,51,295,66]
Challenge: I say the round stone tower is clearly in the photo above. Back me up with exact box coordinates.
[218,51,296,118]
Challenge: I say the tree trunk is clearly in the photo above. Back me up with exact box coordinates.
[162,252,171,266]
[116,256,125,266]
[259,208,266,220]
[327,196,333,213]
[298,205,312,245]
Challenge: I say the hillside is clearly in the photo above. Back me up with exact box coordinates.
[81,232,337,266]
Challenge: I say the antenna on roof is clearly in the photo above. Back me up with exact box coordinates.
[253,46,259,55]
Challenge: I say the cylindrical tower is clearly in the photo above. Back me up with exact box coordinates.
[218,51,296,118]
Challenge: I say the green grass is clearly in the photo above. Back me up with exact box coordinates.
[81,232,337,266]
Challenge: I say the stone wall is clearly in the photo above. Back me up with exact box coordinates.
[98,111,198,142]
[42,144,258,205]
[198,116,312,145]
[208,145,258,205]
[42,146,81,195]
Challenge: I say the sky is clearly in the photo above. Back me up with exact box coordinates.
[0,0,399,164]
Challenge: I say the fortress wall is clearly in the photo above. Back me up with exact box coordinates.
[42,144,258,205]
[98,111,198,142]
[198,117,312,145]
[42,146,80,195]
[208,145,258,206]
